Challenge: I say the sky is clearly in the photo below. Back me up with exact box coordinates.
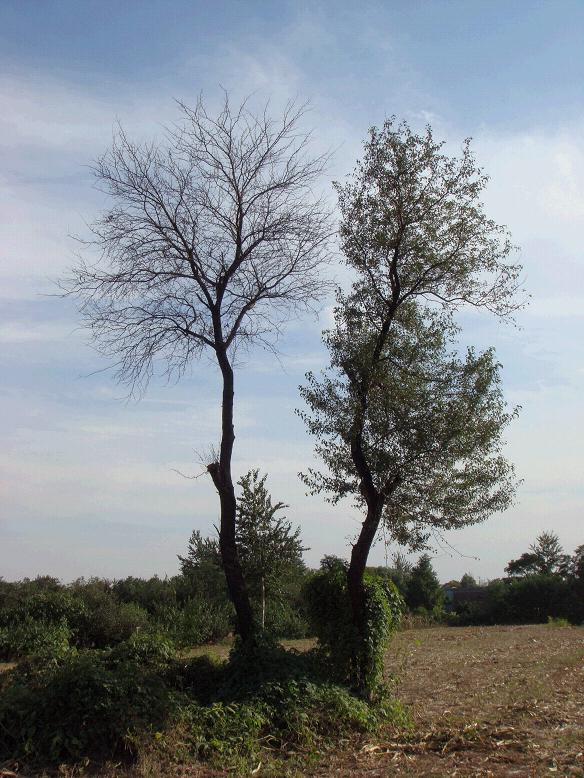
[1,0,583,584]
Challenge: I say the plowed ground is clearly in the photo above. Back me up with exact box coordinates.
[319,624,584,777]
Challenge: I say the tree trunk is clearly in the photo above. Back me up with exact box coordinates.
[208,347,254,641]
[346,495,384,696]
[261,576,265,630]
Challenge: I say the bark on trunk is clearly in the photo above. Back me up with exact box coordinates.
[208,347,254,641]
[347,499,383,623]
[261,576,265,630]
[346,495,384,696]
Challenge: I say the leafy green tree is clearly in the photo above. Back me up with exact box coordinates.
[300,119,521,694]
[460,573,477,588]
[236,469,306,629]
[505,531,567,577]
[562,544,584,580]
[178,531,227,606]
[378,553,413,599]
[565,545,584,623]
[406,554,442,611]
[180,470,306,631]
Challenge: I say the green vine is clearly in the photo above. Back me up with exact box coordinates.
[303,560,403,697]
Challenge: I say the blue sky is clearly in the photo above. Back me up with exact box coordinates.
[1,0,583,583]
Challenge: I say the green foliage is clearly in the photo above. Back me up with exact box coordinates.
[546,615,570,628]
[496,575,572,623]
[112,575,186,614]
[0,589,83,660]
[167,601,233,647]
[454,575,574,625]
[460,572,477,587]
[169,637,407,769]
[358,574,404,697]
[218,632,320,700]
[0,631,406,774]
[163,678,406,772]
[303,558,352,663]
[505,531,568,577]
[0,619,72,661]
[406,554,443,612]
[303,559,403,696]
[235,469,305,607]
[0,638,178,765]
[0,569,308,662]
[109,630,176,667]
[178,471,309,635]
[262,599,309,639]
[451,533,584,626]
[65,581,146,648]
[178,531,227,605]
[384,552,413,599]
[0,589,85,628]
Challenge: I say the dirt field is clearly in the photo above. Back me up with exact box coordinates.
[172,624,584,776]
[320,623,584,777]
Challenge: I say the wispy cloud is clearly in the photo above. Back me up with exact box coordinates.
[1,6,583,581]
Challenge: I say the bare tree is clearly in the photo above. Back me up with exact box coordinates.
[65,95,333,640]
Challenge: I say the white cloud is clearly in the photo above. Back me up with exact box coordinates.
[1,48,584,581]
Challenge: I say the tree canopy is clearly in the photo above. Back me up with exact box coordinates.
[300,118,522,694]
[505,531,568,577]
[301,302,517,549]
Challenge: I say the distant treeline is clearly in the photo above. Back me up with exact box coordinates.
[0,568,306,661]
[2,532,582,661]
[444,532,584,626]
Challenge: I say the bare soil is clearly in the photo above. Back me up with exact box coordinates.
[320,623,584,777]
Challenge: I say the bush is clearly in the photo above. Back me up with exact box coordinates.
[303,561,403,697]
[0,619,71,661]
[109,630,176,667]
[74,590,150,648]
[263,599,309,639]
[454,575,575,626]
[0,590,86,630]
[165,601,233,647]
[0,639,179,765]
[547,615,570,628]
[0,629,407,774]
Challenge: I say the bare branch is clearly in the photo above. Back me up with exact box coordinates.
[63,94,335,394]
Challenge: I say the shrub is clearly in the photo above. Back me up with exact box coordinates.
[169,675,407,770]
[74,592,150,648]
[546,615,570,628]
[0,590,86,630]
[453,575,576,626]
[0,632,407,774]
[0,642,179,765]
[263,599,309,639]
[0,619,71,661]
[109,630,176,667]
[167,601,232,647]
[303,561,403,697]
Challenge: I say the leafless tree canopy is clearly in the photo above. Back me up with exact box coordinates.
[66,95,334,393]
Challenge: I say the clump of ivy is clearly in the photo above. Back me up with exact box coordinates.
[0,629,407,775]
[303,557,403,698]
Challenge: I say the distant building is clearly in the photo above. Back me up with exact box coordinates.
[442,582,489,613]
